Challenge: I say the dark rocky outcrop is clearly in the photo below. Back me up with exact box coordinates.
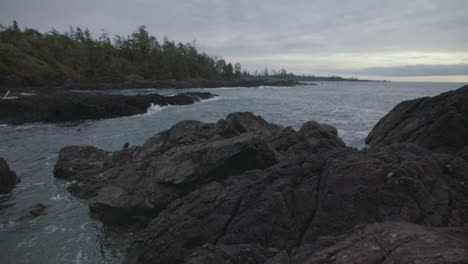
[185,222,468,264]
[0,90,214,125]
[52,84,468,264]
[1,79,298,93]
[366,85,468,155]
[123,143,468,264]
[289,222,468,264]
[186,244,279,264]
[15,203,49,222]
[54,112,344,223]
[299,120,345,150]
[0,157,20,194]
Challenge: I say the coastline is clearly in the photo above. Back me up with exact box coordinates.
[0,79,299,93]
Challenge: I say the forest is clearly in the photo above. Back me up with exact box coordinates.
[0,21,242,87]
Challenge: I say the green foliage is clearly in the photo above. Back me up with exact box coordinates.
[0,43,78,86]
[241,68,377,82]
[0,21,242,86]
[126,74,144,82]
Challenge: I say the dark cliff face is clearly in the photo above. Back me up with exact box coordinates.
[366,84,468,156]
[0,91,214,125]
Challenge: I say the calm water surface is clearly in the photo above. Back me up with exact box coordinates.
[0,81,465,263]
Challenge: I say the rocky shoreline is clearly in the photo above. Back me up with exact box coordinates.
[58,79,299,90]
[0,90,215,125]
[0,79,299,93]
[366,84,468,158]
[0,79,302,125]
[2,84,468,263]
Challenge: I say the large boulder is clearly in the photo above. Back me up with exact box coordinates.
[299,120,345,150]
[366,85,468,155]
[54,112,344,223]
[123,144,468,264]
[0,157,20,194]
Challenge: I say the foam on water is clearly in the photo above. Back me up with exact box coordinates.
[72,249,83,264]
[44,225,59,233]
[144,103,174,115]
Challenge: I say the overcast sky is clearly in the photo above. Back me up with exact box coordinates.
[2,0,468,81]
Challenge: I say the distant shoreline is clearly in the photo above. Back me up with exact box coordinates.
[1,79,303,93]
[0,78,394,93]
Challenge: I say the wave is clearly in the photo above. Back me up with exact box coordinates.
[215,86,252,90]
[143,96,224,116]
[196,96,223,104]
[257,85,292,89]
[145,104,174,115]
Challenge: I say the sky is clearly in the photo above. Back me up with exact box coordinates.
[1,0,468,81]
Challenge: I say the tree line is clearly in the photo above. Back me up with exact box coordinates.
[0,21,243,87]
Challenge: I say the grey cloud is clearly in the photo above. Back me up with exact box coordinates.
[1,0,468,76]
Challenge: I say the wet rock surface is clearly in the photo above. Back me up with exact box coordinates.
[185,222,468,264]
[54,112,343,223]
[51,86,468,264]
[15,203,49,222]
[290,222,468,264]
[366,84,468,154]
[0,90,214,125]
[122,143,468,263]
[0,157,20,194]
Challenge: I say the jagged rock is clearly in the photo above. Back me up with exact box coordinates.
[0,157,20,194]
[123,144,468,264]
[54,146,109,180]
[15,203,49,222]
[54,112,343,223]
[366,85,468,154]
[280,222,468,264]
[186,244,279,264]
[299,120,345,150]
[185,222,468,264]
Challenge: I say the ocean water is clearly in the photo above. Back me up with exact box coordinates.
[0,81,465,263]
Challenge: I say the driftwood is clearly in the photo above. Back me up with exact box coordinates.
[1,90,10,100]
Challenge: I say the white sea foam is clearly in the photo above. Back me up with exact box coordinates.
[18,182,47,191]
[258,85,290,89]
[143,96,223,116]
[44,225,59,233]
[145,104,174,115]
[72,249,83,264]
[80,221,94,230]
[216,86,245,90]
[17,237,38,248]
[50,194,65,201]
[197,96,223,104]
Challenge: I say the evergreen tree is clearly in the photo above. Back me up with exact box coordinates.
[0,21,244,86]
